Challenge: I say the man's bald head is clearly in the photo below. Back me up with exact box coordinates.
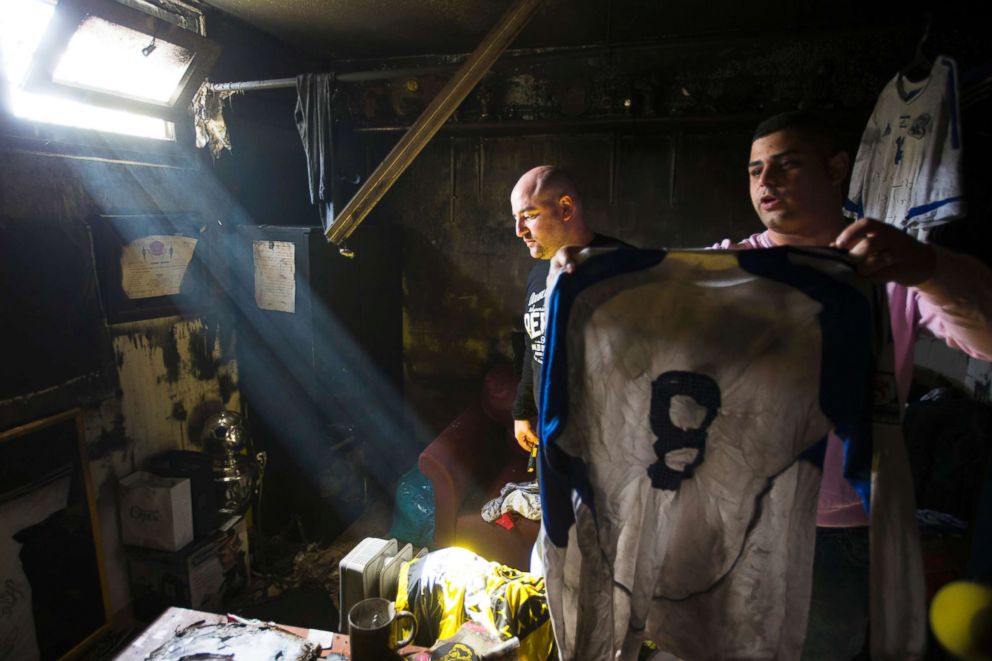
[512,166,583,212]
[511,165,591,259]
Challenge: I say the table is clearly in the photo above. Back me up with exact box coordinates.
[114,606,351,659]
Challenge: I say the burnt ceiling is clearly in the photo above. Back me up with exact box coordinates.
[195,0,931,62]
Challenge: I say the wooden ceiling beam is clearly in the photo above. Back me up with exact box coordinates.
[325,0,545,246]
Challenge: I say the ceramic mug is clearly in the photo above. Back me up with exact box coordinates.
[348,597,417,660]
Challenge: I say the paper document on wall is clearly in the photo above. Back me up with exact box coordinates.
[121,235,197,299]
[253,240,296,313]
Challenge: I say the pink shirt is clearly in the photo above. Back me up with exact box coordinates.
[719,231,992,526]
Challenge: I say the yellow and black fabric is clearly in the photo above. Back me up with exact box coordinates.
[394,547,555,660]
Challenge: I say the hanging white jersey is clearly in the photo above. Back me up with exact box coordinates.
[845,55,965,233]
[537,247,925,660]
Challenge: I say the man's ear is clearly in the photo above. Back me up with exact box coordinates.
[559,194,576,222]
[827,151,850,187]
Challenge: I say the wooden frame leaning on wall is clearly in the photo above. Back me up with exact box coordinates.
[0,408,112,660]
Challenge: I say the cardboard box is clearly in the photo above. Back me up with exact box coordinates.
[119,471,194,551]
[128,516,250,620]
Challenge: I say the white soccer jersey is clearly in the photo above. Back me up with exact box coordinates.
[537,248,925,660]
[845,55,965,232]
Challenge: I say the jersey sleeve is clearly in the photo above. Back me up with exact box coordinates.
[845,112,878,220]
[904,57,966,229]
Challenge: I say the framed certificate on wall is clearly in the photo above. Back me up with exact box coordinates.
[89,212,209,323]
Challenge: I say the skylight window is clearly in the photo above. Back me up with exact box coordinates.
[53,16,195,104]
[0,0,218,141]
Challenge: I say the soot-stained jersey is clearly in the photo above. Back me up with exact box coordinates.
[537,248,925,660]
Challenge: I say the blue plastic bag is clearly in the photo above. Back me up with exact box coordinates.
[389,467,435,546]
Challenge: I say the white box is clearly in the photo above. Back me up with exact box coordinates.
[127,515,250,617]
[338,537,396,631]
[119,471,194,551]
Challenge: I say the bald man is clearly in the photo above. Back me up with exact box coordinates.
[510,166,628,454]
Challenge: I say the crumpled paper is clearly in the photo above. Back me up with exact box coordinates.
[191,82,236,158]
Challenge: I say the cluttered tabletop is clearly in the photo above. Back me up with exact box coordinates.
[114,606,521,660]
[115,606,437,660]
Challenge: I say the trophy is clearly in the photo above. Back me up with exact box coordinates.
[199,411,265,517]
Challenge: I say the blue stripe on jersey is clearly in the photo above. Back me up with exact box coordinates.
[737,248,873,511]
[843,197,864,217]
[942,57,960,149]
[539,247,667,547]
[905,195,963,221]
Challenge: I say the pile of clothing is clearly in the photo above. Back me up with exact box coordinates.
[394,547,555,661]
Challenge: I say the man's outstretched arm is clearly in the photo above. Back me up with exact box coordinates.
[834,218,992,361]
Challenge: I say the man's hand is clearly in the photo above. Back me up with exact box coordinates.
[547,245,588,290]
[832,218,937,286]
[514,419,539,453]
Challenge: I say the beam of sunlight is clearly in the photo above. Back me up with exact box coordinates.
[62,140,432,542]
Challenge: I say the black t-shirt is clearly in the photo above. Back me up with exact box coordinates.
[511,234,630,421]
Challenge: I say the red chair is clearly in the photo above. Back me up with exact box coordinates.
[418,364,540,570]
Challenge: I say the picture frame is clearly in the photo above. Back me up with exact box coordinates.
[0,408,112,659]
[89,212,208,324]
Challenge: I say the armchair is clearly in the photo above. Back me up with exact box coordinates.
[418,364,540,570]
